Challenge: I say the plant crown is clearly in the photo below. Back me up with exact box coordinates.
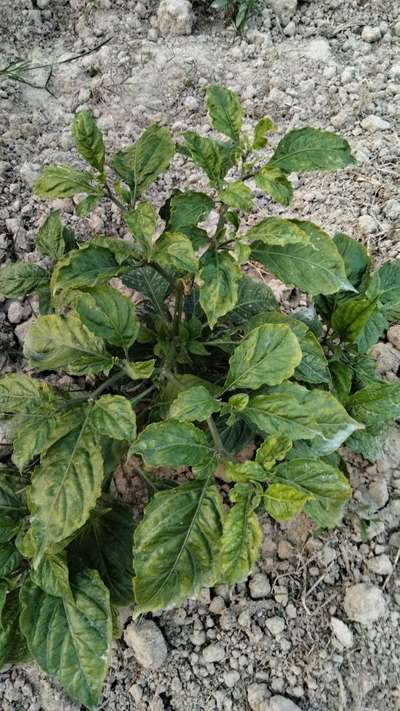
[0,86,399,709]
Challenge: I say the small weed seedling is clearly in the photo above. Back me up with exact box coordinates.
[0,86,399,709]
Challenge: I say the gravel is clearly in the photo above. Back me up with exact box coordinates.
[343,583,387,625]
[330,617,354,648]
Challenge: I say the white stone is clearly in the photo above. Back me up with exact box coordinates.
[157,0,194,36]
[366,555,393,576]
[361,115,391,132]
[223,670,240,688]
[344,583,386,625]
[370,342,400,375]
[202,642,225,663]
[7,300,26,325]
[368,479,389,509]
[268,697,302,711]
[265,0,297,24]
[249,573,271,599]
[37,0,50,8]
[388,325,400,350]
[124,620,167,669]
[331,617,354,648]
[184,95,200,111]
[247,682,270,711]
[305,38,331,62]
[358,214,378,235]
[361,26,382,43]
[383,198,400,221]
[265,616,285,636]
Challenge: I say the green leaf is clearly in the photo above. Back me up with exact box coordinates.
[51,237,133,296]
[269,382,363,453]
[0,262,48,298]
[304,498,346,528]
[124,201,156,257]
[207,85,242,142]
[252,220,355,296]
[255,435,292,470]
[34,165,95,198]
[133,479,224,612]
[268,127,355,174]
[132,419,214,469]
[0,374,55,414]
[0,469,27,518]
[243,393,321,440]
[220,181,252,211]
[329,360,353,402]
[0,516,22,544]
[198,250,242,328]
[253,116,275,149]
[72,110,105,173]
[219,483,262,585]
[369,261,400,321]
[0,542,23,577]
[346,427,388,462]
[348,383,400,428]
[76,285,139,348]
[164,191,215,232]
[295,330,331,385]
[225,324,302,390]
[152,232,198,273]
[36,210,66,260]
[333,232,370,289]
[123,265,170,316]
[223,460,268,483]
[179,132,238,186]
[24,314,113,375]
[75,194,99,217]
[89,395,136,441]
[331,296,381,342]
[227,276,277,324]
[264,483,310,522]
[0,590,30,668]
[31,553,72,600]
[11,415,57,472]
[125,359,155,380]
[20,569,112,710]
[270,458,352,526]
[111,123,174,194]
[254,167,294,207]
[170,386,221,422]
[245,217,310,247]
[70,499,134,606]
[30,413,104,554]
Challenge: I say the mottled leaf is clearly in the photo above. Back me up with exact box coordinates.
[219,483,262,585]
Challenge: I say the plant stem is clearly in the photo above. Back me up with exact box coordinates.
[173,282,184,338]
[63,370,126,408]
[131,462,158,493]
[104,182,125,211]
[129,384,156,407]
[148,261,175,287]
[207,415,228,457]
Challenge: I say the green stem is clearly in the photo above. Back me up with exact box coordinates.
[173,282,184,338]
[207,415,229,458]
[131,462,158,493]
[129,384,156,406]
[63,370,126,408]
[104,182,125,211]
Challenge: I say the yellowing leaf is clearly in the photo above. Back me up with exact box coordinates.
[254,166,293,206]
[152,232,198,273]
[220,181,252,211]
[170,385,221,422]
[124,201,157,257]
[264,483,310,521]
[24,314,113,375]
[20,570,112,710]
[89,395,136,441]
[72,110,105,173]
[30,415,104,554]
[34,165,95,199]
[125,359,155,380]
[134,479,224,612]
[36,210,66,260]
[0,263,48,298]
[245,217,310,247]
[255,435,292,470]
[198,250,242,328]
[225,324,302,391]
[77,285,139,348]
[132,419,214,468]
[111,123,174,194]
[219,483,262,585]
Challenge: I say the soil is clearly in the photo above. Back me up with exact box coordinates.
[0,1,400,710]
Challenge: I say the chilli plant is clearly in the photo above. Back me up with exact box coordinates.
[0,86,400,709]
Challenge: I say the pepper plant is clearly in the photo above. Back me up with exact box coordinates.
[0,86,400,709]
